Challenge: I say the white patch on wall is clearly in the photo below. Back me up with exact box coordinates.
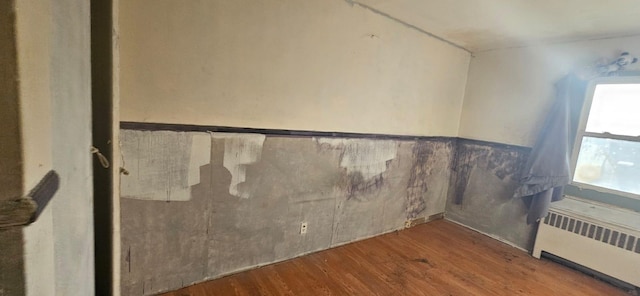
[213,133,266,199]
[315,138,397,179]
[120,130,211,201]
[188,134,211,186]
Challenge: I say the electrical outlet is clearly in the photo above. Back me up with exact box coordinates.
[300,222,308,234]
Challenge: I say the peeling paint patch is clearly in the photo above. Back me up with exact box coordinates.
[316,138,397,200]
[120,130,211,201]
[189,134,212,186]
[213,133,266,199]
[120,134,456,294]
[316,138,397,179]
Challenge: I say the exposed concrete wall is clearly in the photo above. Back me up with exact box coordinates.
[15,0,94,295]
[0,2,25,294]
[119,130,454,295]
[445,139,533,251]
[458,35,640,147]
[118,0,470,137]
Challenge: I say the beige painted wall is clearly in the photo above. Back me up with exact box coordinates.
[119,0,470,137]
[15,1,56,295]
[15,0,94,295]
[459,36,640,147]
[112,0,122,293]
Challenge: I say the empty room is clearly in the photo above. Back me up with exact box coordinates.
[1,0,640,295]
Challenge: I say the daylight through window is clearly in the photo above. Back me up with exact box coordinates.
[572,81,640,198]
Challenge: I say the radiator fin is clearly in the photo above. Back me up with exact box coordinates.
[543,212,640,254]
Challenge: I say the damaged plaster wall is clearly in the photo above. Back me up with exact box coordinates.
[118,0,470,137]
[448,35,640,252]
[315,138,397,200]
[116,1,469,295]
[215,133,266,199]
[315,138,398,180]
[120,131,211,201]
[119,131,454,295]
[445,139,534,251]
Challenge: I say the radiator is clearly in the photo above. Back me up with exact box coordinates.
[532,197,640,287]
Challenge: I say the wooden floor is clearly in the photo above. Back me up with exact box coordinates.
[161,219,626,296]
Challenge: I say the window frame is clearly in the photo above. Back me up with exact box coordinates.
[570,75,640,201]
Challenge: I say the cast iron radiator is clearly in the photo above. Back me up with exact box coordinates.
[532,196,640,287]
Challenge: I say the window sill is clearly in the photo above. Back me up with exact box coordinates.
[564,184,640,213]
[553,196,640,232]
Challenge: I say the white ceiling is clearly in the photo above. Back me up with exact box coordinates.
[355,0,640,52]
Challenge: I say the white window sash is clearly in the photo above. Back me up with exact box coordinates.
[570,77,640,200]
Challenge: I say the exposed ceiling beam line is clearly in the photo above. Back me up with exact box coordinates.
[343,0,472,54]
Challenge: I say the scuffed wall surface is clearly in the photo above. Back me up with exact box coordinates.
[215,133,266,199]
[120,131,454,295]
[406,142,454,220]
[445,139,535,251]
[121,131,211,201]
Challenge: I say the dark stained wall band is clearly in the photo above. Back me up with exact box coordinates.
[120,121,530,150]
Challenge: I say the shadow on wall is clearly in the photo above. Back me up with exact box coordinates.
[119,130,455,295]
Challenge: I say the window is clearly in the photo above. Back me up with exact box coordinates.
[572,78,640,199]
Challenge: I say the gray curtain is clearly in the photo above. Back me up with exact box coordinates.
[514,74,589,224]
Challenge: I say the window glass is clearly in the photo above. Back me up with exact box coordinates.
[573,81,640,199]
[585,84,640,137]
[574,136,640,196]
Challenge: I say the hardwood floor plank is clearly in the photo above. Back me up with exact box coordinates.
[289,258,346,295]
[159,220,628,296]
[252,266,297,296]
[245,267,287,296]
